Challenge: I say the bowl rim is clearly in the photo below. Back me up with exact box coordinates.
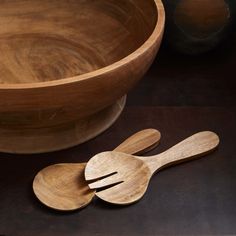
[0,0,165,90]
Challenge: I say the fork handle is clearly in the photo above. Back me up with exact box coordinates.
[143,131,219,174]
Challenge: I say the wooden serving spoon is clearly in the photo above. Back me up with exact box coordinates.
[33,129,161,211]
[85,131,220,205]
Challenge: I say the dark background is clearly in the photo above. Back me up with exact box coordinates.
[0,8,236,236]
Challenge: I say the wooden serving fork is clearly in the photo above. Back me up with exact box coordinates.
[85,131,220,205]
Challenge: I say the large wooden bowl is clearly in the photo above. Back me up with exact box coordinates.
[0,0,165,153]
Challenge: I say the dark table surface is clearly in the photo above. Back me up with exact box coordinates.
[0,33,236,235]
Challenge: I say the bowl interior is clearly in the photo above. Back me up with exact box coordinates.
[0,0,157,84]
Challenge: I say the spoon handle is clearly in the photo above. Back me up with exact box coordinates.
[144,131,219,174]
[114,129,161,155]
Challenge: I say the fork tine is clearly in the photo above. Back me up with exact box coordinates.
[88,173,122,189]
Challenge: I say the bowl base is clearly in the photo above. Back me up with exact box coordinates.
[0,96,126,154]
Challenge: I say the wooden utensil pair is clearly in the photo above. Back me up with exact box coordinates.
[33,129,161,211]
[34,130,219,210]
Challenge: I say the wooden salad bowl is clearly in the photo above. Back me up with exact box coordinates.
[0,0,165,154]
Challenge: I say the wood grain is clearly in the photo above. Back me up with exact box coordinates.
[33,129,161,211]
[85,131,220,205]
[0,0,165,153]
[0,0,157,84]
[0,96,126,154]
[114,129,161,155]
